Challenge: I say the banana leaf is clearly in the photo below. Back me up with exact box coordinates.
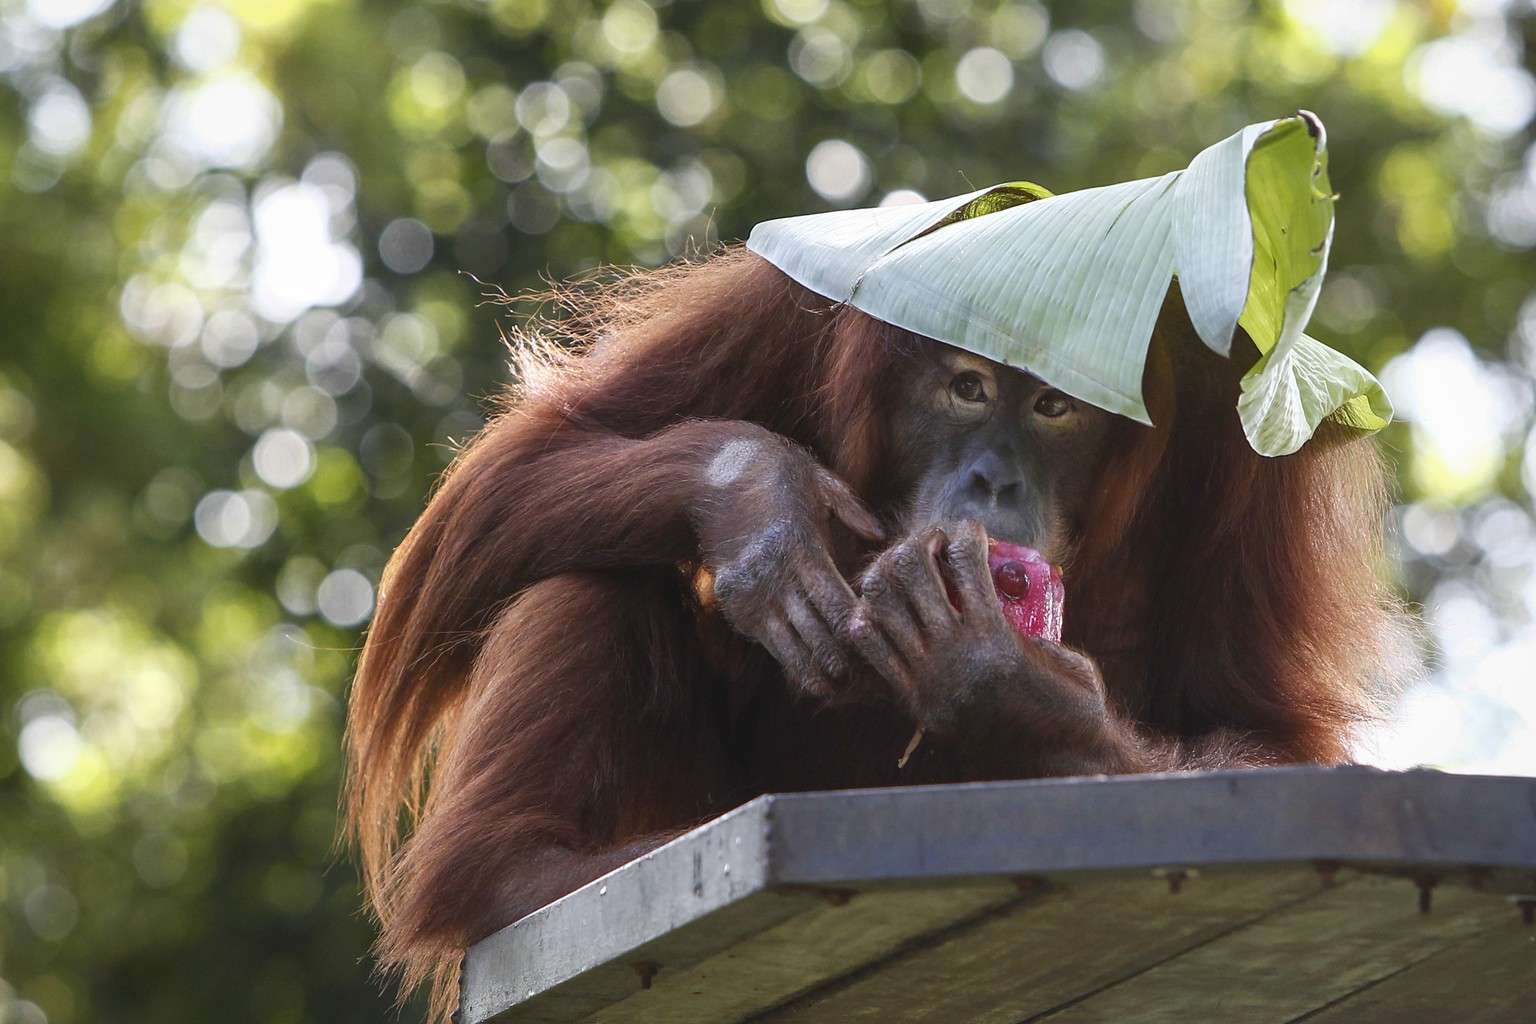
[746,113,1392,456]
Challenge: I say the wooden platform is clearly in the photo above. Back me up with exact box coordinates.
[460,767,1536,1023]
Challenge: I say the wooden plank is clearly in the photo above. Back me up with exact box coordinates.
[751,868,1326,1024]
[581,881,1020,1024]
[1297,912,1536,1024]
[485,892,812,1023]
[1038,875,1509,1023]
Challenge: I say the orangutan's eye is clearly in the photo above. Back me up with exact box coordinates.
[1034,390,1072,418]
[951,372,988,403]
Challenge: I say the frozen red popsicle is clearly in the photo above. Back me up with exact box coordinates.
[985,539,1064,642]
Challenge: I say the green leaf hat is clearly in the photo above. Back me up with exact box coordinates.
[746,112,1392,457]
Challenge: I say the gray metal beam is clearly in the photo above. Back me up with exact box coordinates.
[764,766,1536,883]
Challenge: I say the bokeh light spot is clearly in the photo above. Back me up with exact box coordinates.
[1410,34,1536,136]
[276,556,326,616]
[1399,500,1460,558]
[164,71,283,171]
[861,49,922,105]
[805,139,870,205]
[281,386,339,440]
[251,181,363,321]
[409,52,467,111]
[24,884,79,942]
[990,2,1049,58]
[19,715,82,782]
[175,5,243,73]
[955,47,1015,104]
[790,27,853,87]
[379,218,435,274]
[317,569,374,627]
[28,81,92,158]
[516,82,572,137]
[601,0,659,55]
[766,0,829,26]
[1381,328,1528,502]
[252,429,316,489]
[200,309,260,369]
[656,67,722,127]
[26,0,112,30]
[467,84,521,139]
[1042,29,1105,91]
[194,489,279,549]
[1282,0,1391,57]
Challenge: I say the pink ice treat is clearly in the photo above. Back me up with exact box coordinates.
[987,539,1064,642]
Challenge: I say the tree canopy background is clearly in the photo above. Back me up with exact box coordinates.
[3,0,1535,1021]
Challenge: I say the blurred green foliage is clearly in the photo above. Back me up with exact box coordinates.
[2,0,1534,1021]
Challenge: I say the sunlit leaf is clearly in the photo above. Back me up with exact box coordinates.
[1228,116,1390,454]
[742,182,1047,303]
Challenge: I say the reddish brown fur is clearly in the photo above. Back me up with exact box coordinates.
[343,247,1401,1016]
